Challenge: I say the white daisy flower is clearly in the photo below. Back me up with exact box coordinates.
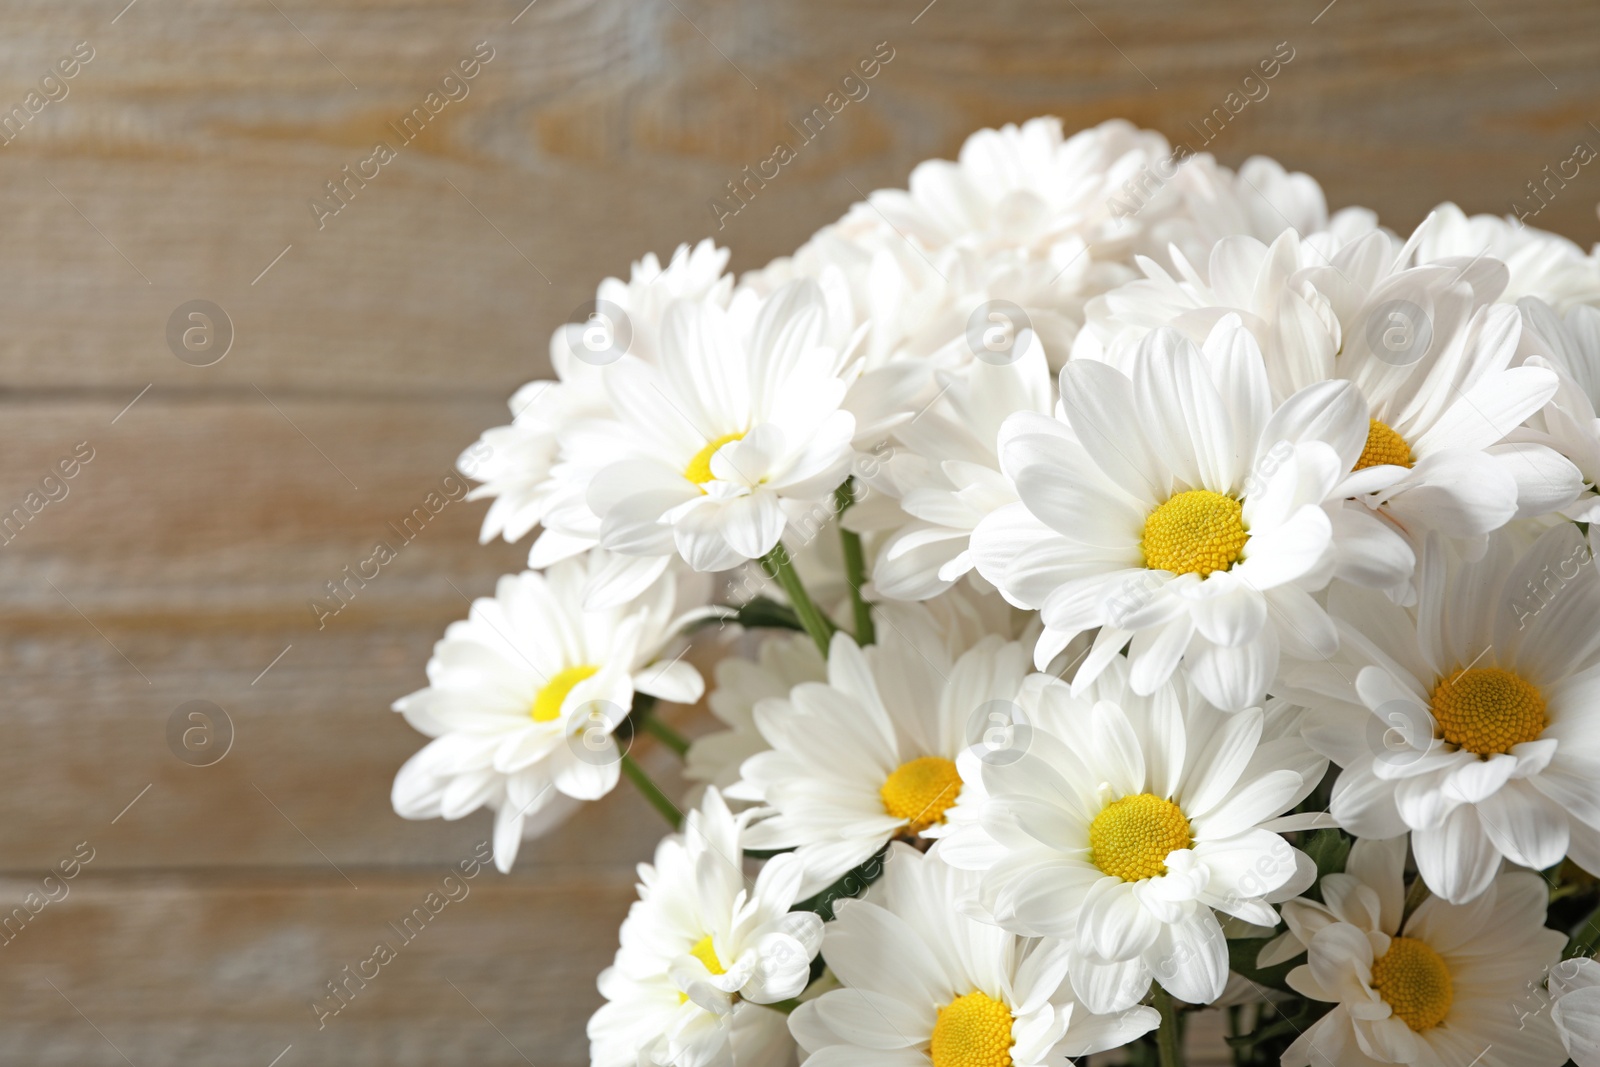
[685,632,827,799]
[939,657,1326,1013]
[589,788,823,1067]
[730,602,1048,897]
[1149,153,1381,270]
[1413,201,1600,312]
[461,240,733,547]
[1292,523,1600,903]
[860,329,1053,602]
[390,554,707,873]
[1551,956,1600,1067]
[842,116,1176,264]
[789,844,1160,1067]
[1077,226,1583,555]
[577,277,857,603]
[1515,297,1600,521]
[1273,836,1566,1067]
[970,314,1413,710]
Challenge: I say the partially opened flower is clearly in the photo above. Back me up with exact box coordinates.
[789,844,1159,1067]
[1292,523,1600,902]
[971,315,1412,710]
[1273,836,1565,1067]
[390,555,706,872]
[731,601,1049,897]
[589,789,823,1067]
[939,657,1325,1013]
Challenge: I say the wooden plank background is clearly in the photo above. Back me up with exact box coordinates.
[1,0,1597,1063]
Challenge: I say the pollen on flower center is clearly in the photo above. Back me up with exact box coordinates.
[929,991,1015,1067]
[1140,490,1249,577]
[1430,666,1546,756]
[880,756,963,833]
[531,664,599,722]
[688,934,725,976]
[1089,793,1192,882]
[1371,936,1453,1032]
[684,431,747,486]
[1355,419,1414,471]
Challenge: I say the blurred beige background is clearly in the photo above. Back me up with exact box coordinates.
[1,0,1597,1063]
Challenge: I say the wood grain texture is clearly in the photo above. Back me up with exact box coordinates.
[2,0,1597,1062]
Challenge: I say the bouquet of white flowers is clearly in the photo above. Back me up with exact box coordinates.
[389,117,1600,1067]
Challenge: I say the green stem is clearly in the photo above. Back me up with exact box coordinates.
[1153,985,1183,1067]
[620,753,682,830]
[639,713,690,757]
[761,544,836,657]
[834,480,876,646]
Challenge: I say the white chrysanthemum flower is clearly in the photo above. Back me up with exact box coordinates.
[1551,956,1600,1067]
[1516,297,1600,521]
[684,632,826,799]
[1272,836,1565,1067]
[1077,227,1583,553]
[1149,153,1381,269]
[970,315,1413,710]
[1413,202,1600,312]
[573,278,857,604]
[589,789,823,1067]
[461,240,733,547]
[1292,523,1600,903]
[858,330,1053,602]
[789,844,1159,1067]
[390,555,707,872]
[843,116,1175,263]
[939,657,1325,1013]
[730,602,1049,897]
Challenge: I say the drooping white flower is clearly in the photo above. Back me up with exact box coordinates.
[461,240,734,547]
[939,656,1325,1013]
[1272,836,1566,1067]
[1551,956,1600,1067]
[1290,523,1600,903]
[589,789,823,1067]
[390,554,707,872]
[730,601,1050,897]
[684,631,826,799]
[970,315,1413,710]
[789,844,1159,1067]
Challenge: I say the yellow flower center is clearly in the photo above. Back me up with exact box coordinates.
[1089,793,1193,882]
[880,756,963,833]
[688,934,725,975]
[1140,489,1249,577]
[530,664,599,722]
[678,934,727,1004]
[1371,936,1453,1032]
[1355,419,1414,471]
[684,431,747,486]
[1430,667,1547,756]
[929,991,1015,1067]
